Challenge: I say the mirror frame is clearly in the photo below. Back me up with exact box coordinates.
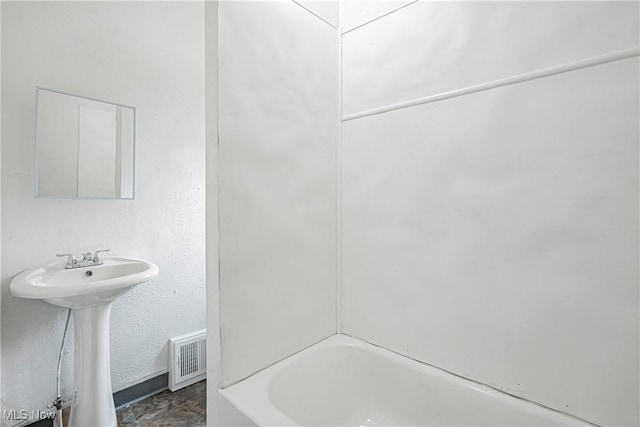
[34,86,136,200]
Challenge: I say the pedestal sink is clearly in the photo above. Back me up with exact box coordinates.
[10,256,159,427]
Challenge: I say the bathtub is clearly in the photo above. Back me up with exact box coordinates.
[219,334,590,426]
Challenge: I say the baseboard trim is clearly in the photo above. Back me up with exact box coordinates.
[22,419,54,427]
[113,373,169,409]
[25,373,170,426]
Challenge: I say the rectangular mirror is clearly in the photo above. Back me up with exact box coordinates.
[35,87,135,199]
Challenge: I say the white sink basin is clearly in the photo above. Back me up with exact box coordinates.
[10,256,159,308]
[10,256,159,427]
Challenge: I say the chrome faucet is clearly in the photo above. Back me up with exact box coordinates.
[56,253,78,269]
[57,249,110,269]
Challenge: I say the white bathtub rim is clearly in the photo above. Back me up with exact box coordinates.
[219,390,296,427]
[219,333,597,426]
[340,333,598,426]
[219,333,337,426]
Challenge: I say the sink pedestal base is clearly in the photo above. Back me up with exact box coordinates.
[68,303,117,427]
[9,256,159,426]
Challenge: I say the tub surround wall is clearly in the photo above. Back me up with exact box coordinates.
[294,1,338,27]
[340,2,639,426]
[1,2,205,422]
[339,0,414,33]
[218,0,338,387]
[342,2,640,117]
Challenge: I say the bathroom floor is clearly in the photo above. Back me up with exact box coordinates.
[116,380,206,426]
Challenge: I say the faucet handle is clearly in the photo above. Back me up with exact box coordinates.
[92,249,111,262]
[56,253,78,269]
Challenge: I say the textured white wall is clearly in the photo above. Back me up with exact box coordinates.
[218,0,338,387]
[1,2,205,423]
[341,2,639,426]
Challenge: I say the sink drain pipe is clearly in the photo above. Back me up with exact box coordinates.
[53,309,72,427]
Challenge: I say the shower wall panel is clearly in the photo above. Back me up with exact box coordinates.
[340,2,639,425]
[218,0,337,387]
[342,1,640,116]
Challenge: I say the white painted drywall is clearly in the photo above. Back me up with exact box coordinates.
[205,0,221,425]
[341,2,639,426]
[218,0,337,387]
[1,2,205,423]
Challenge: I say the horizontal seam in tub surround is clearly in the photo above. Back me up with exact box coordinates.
[342,46,640,122]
